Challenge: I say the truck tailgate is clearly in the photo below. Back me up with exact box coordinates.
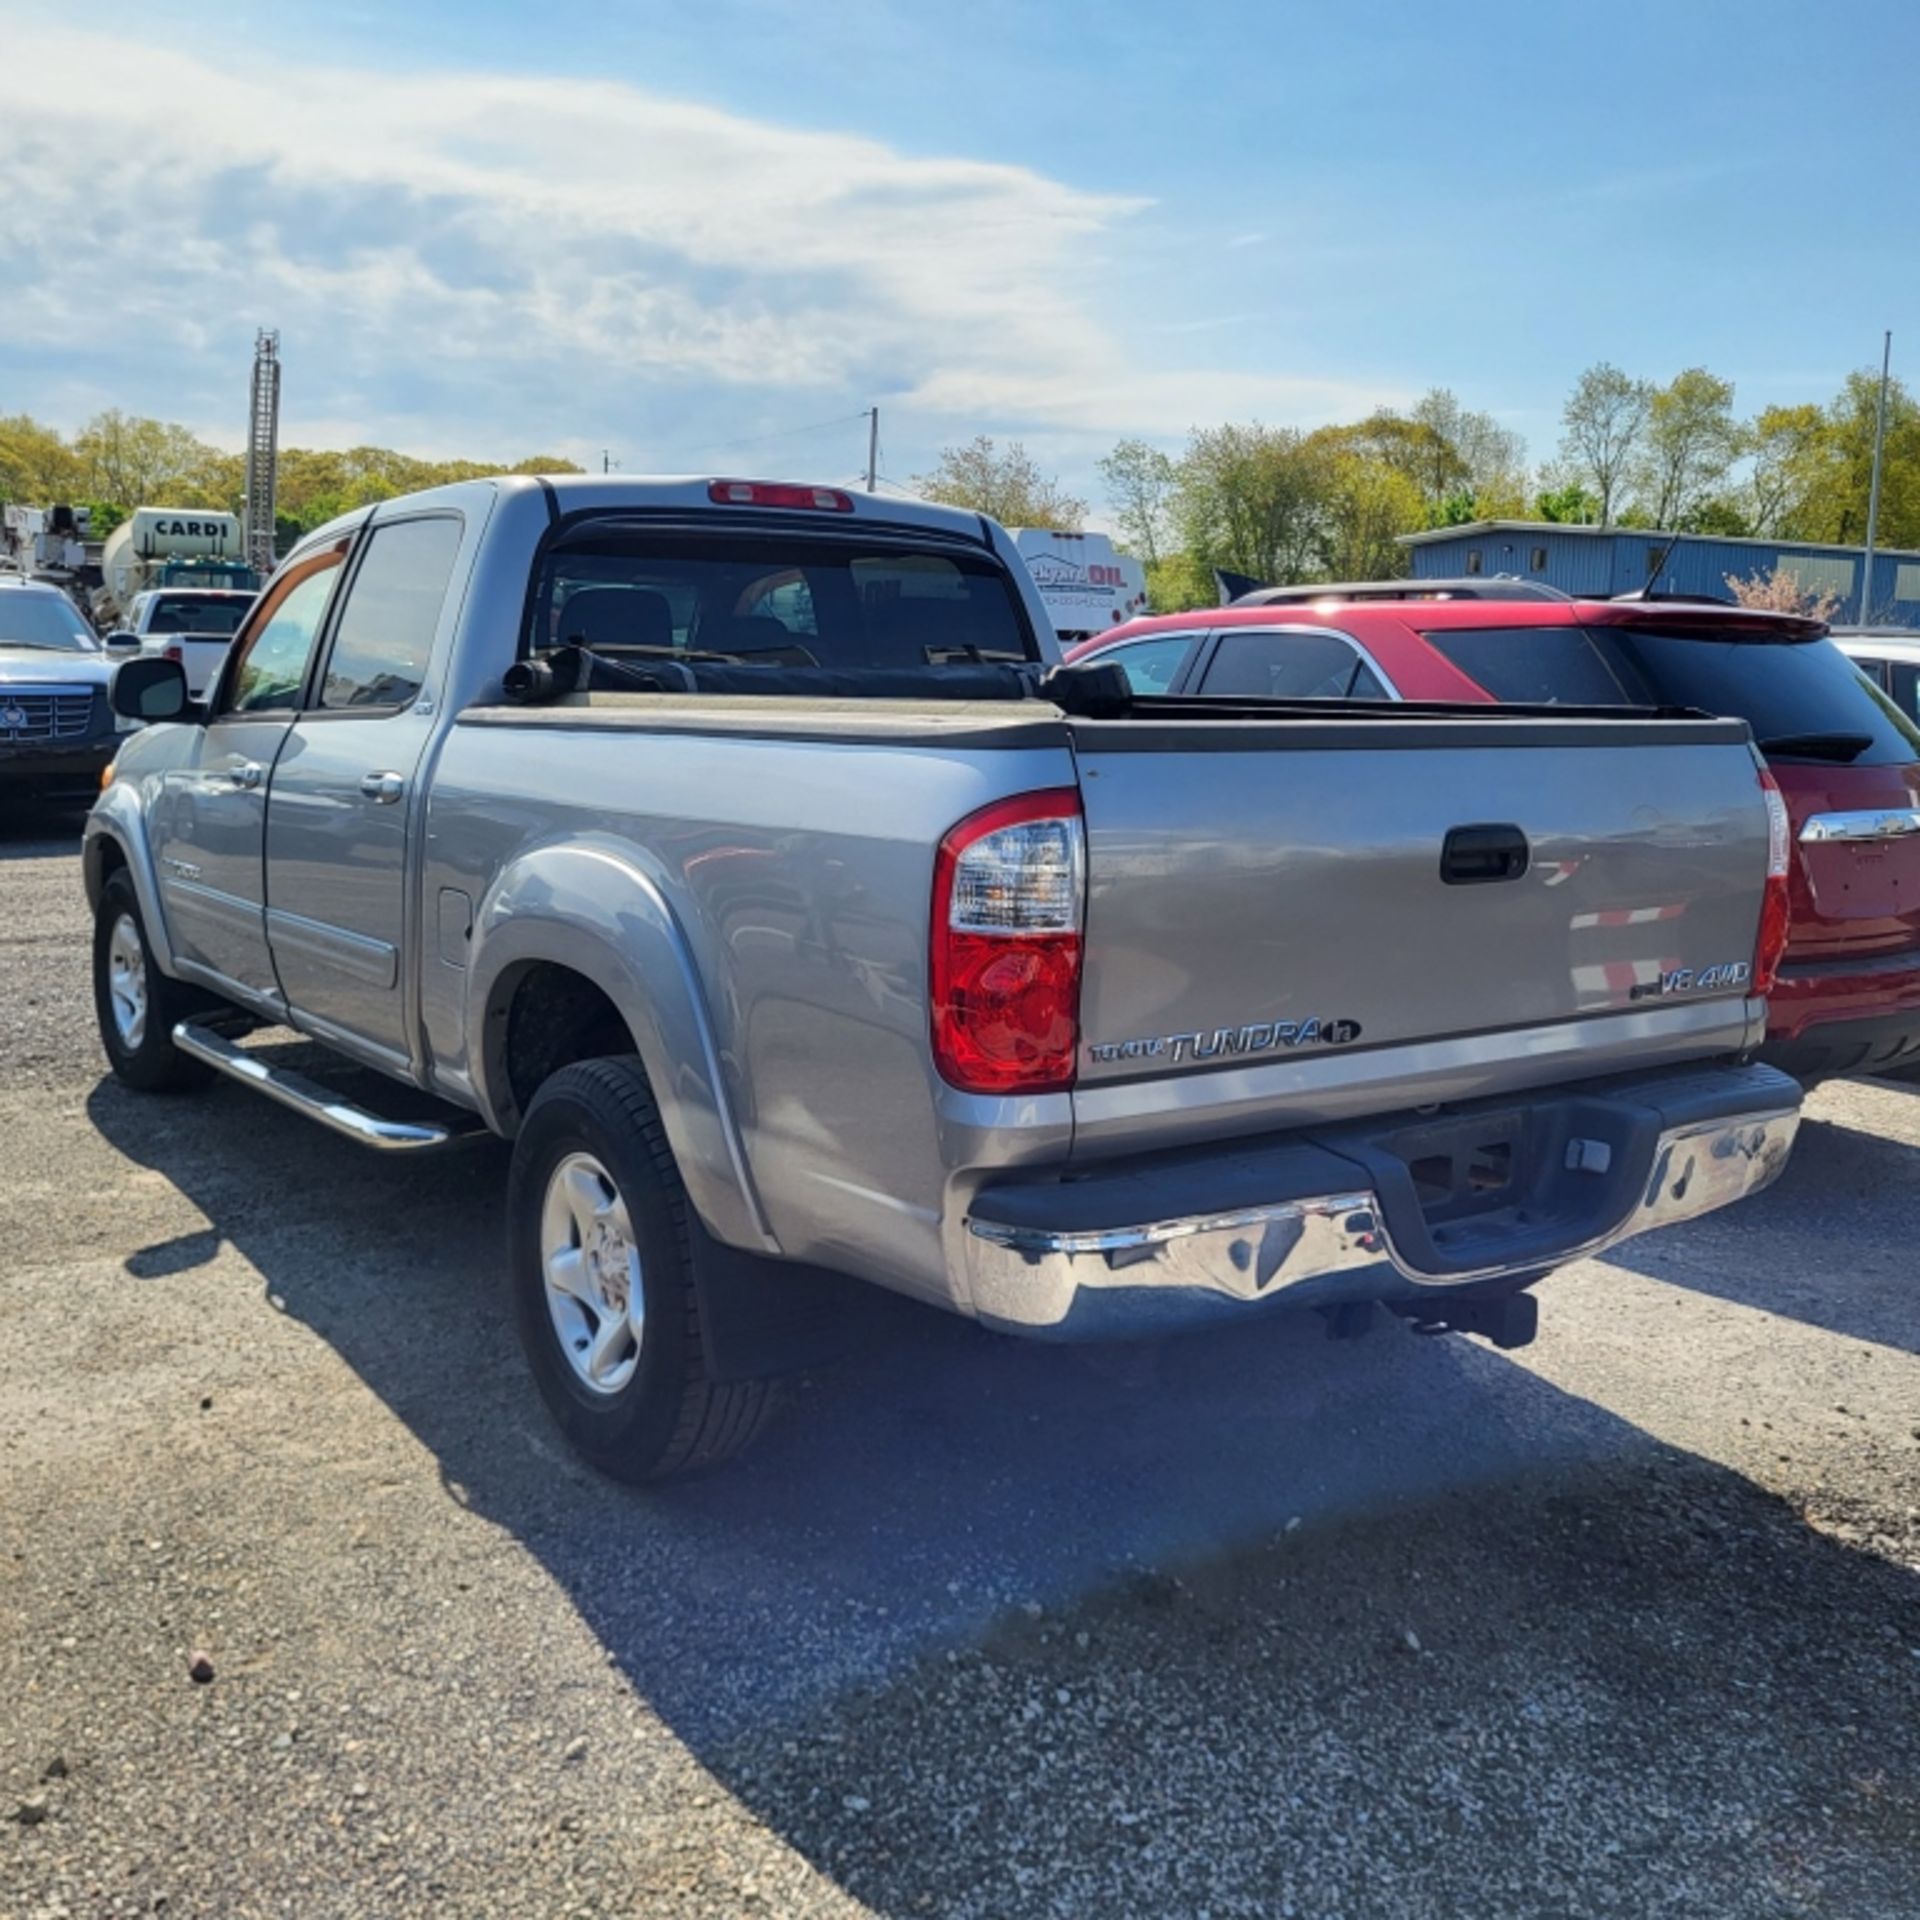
[1071,711,1768,1142]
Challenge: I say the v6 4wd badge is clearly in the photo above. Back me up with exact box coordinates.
[1090,1017,1362,1068]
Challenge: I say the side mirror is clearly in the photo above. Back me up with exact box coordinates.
[111,656,194,724]
[103,630,141,653]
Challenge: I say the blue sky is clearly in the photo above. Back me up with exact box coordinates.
[3,0,1917,514]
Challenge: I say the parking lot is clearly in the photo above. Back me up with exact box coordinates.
[1,810,1917,1919]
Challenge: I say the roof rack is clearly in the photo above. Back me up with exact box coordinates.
[1232,577,1573,607]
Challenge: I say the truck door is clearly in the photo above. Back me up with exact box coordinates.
[263,512,467,1069]
[149,545,349,1005]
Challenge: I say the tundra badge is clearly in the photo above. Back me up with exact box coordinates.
[1089,1017,1362,1067]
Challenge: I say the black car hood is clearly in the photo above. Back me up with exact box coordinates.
[0,645,115,687]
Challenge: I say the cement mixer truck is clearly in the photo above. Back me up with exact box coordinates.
[94,509,260,627]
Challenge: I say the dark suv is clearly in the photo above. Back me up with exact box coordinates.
[0,577,123,802]
[1069,594,1920,1081]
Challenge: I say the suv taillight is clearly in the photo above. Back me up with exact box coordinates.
[163,644,183,664]
[931,789,1084,1094]
[1755,767,1792,997]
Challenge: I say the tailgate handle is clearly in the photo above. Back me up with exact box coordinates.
[1441,823,1530,885]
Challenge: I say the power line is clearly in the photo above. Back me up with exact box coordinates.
[669,410,872,461]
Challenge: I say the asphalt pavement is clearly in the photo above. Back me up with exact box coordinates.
[2,807,1917,1919]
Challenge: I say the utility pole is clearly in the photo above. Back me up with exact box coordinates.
[1862,329,1892,624]
[865,407,879,494]
[602,449,614,475]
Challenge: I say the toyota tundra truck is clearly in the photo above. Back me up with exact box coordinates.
[86,476,1802,1480]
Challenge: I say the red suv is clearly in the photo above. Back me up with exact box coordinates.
[1067,594,1920,1081]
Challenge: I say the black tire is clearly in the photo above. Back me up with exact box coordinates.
[92,869,213,1093]
[506,1055,773,1482]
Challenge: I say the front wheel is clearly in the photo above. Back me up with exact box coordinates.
[506,1056,773,1481]
[92,870,212,1092]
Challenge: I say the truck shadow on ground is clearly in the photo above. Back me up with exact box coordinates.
[86,1076,1920,1918]
[0,803,89,860]
[1599,1114,1920,1358]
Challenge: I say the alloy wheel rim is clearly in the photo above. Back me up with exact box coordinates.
[107,913,148,1051]
[539,1152,644,1395]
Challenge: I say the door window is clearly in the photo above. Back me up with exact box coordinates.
[1097,635,1196,695]
[317,517,463,710]
[1889,661,1920,724]
[221,549,346,715]
[1201,629,1392,700]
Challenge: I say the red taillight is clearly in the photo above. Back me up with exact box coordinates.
[931,789,1084,1094]
[1754,767,1793,997]
[707,480,854,513]
[164,644,183,664]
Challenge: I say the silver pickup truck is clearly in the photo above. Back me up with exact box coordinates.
[87,476,1802,1478]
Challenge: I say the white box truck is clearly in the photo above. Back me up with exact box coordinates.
[1010,528,1148,642]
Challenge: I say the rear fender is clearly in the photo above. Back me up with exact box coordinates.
[466,838,775,1253]
[82,791,176,975]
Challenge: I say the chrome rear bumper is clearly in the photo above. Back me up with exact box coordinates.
[963,1100,1799,1337]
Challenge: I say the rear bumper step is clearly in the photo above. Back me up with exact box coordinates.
[172,1020,486,1154]
[963,1063,1801,1337]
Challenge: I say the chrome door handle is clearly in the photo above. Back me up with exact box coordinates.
[226,760,263,790]
[360,771,406,804]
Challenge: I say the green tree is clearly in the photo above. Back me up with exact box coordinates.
[1097,437,1177,567]
[1535,482,1598,524]
[80,500,130,538]
[1143,552,1217,613]
[1685,494,1753,538]
[1409,389,1529,518]
[1632,368,1743,529]
[0,414,83,505]
[1340,410,1466,517]
[1311,441,1425,580]
[913,437,1085,528]
[1746,403,1826,537]
[1787,370,1920,549]
[1170,423,1330,585]
[1558,362,1653,524]
[71,411,222,505]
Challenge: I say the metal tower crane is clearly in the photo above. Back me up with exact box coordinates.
[244,329,282,579]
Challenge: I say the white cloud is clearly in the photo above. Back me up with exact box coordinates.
[0,29,1404,458]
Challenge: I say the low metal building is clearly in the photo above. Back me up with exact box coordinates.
[1398,522,1920,627]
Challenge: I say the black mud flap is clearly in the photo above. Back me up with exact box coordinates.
[686,1217,874,1382]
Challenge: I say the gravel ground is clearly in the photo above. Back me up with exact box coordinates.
[2,809,1918,1919]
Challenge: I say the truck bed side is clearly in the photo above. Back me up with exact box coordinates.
[421,698,1772,1315]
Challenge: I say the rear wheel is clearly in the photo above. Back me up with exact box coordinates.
[92,870,212,1092]
[506,1056,773,1481]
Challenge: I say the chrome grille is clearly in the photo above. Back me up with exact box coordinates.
[0,687,96,742]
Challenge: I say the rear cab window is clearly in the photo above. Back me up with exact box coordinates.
[147,594,251,638]
[531,526,1038,678]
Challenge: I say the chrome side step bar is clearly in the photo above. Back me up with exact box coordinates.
[172,1020,486,1154]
